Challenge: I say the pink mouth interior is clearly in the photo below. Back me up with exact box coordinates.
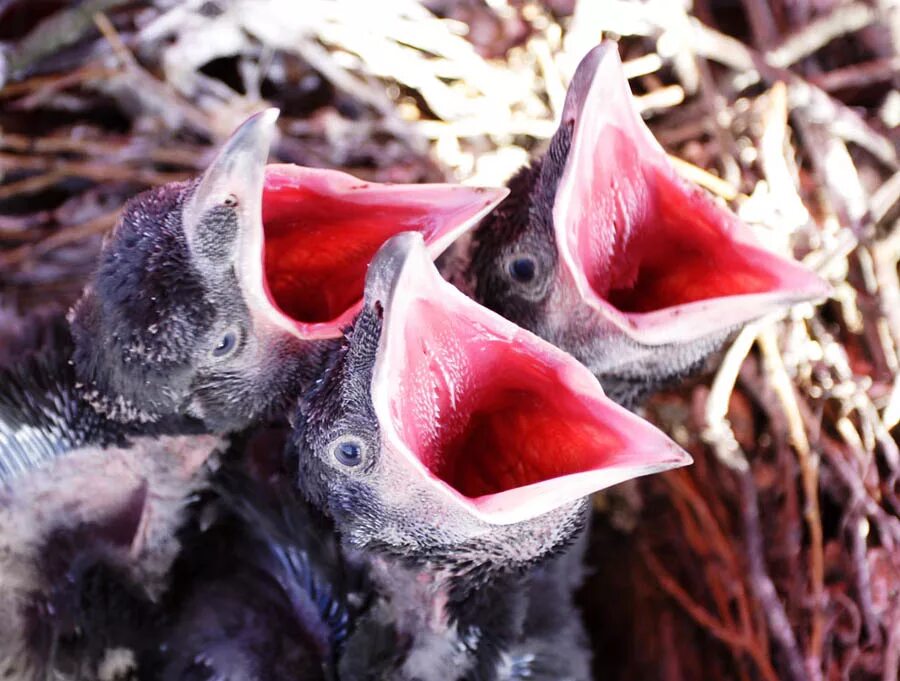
[260,168,477,326]
[392,299,626,499]
[576,133,779,314]
[261,178,416,325]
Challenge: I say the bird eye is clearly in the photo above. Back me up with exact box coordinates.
[506,255,538,284]
[212,330,238,358]
[223,193,238,207]
[330,437,366,468]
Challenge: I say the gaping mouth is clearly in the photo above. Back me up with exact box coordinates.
[196,110,506,341]
[571,134,782,313]
[260,166,505,336]
[553,44,829,344]
[370,233,690,525]
[391,309,636,499]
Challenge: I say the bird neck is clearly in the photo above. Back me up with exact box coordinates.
[440,499,589,585]
[363,499,588,602]
[362,551,526,679]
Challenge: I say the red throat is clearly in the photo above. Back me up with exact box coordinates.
[581,134,780,313]
[256,165,505,337]
[371,234,690,524]
[263,185,431,324]
[553,44,828,341]
[395,299,629,498]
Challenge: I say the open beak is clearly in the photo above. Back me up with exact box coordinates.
[191,108,508,341]
[367,232,691,525]
[553,43,830,345]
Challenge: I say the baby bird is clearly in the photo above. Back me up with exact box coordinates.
[0,109,504,679]
[70,109,506,432]
[0,315,210,481]
[1,354,367,681]
[0,405,222,679]
[291,232,690,680]
[465,43,828,406]
[0,313,220,679]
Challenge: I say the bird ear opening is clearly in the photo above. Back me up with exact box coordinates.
[183,109,279,263]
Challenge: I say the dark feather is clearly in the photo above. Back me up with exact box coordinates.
[0,319,114,480]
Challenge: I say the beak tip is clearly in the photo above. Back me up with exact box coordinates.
[460,185,510,212]
[779,271,832,308]
[213,108,280,164]
[382,230,424,259]
[584,41,620,69]
[652,435,693,468]
[662,443,693,470]
[236,107,280,151]
[248,107,280,143]
[492,186,511,203]
[365,232,428,305]
[474,185,511,211]
[563,40,625,124]
[259,107,280,126]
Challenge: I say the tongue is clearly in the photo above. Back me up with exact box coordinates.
[553,43,829,345]
[260,165,506,336]
[368,233,691,525]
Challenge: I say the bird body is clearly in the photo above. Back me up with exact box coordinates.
[336,528,593,681]
[0,110,507,679]
[0,54,803,676]
[0,428,221,680]
[147,437,358,681]
[0,313,221,680]
[291,232,690,680]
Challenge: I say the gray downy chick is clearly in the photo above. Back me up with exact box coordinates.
[0,313,223,679]
[69,109,506,433]
[464,43,829,407]
[0,408,223,680]
[291,232,690,680]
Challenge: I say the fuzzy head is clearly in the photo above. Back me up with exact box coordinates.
[467,43,829,401]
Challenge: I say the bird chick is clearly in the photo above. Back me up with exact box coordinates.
[465,43,828,406]
[0,421,221,680]
[0,310,224,679]
[70,109,506,432]
[291,232,690,679]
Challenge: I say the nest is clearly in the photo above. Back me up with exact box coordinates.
[1,1,898,678]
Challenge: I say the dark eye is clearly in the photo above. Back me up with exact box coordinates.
[223,193,238,207]
[507,255,537,283]
[212,331,238,357]
[331,438,365,468]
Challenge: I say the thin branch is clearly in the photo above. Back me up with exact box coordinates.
[758,328,826,668]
